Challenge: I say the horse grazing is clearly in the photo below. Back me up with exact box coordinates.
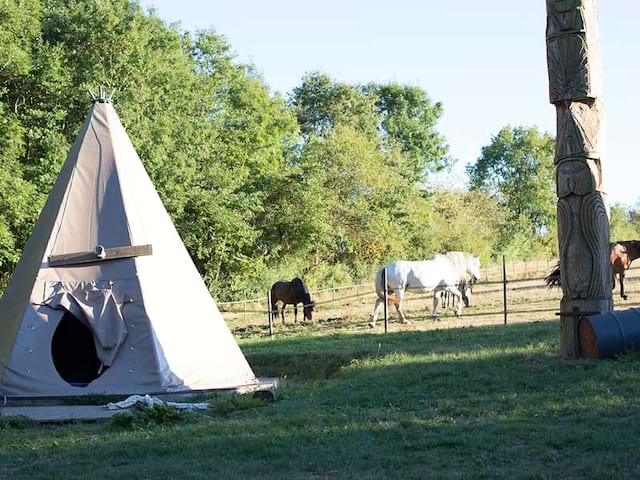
[368,252,480,328]
[545,240,640,300]
[270,277,314,324]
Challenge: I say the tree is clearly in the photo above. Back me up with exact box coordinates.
[610,203,640,241]
[467,126,556,258]
[467,125,555,228]
[1,1,477,298]
[366,83,450,182]
[0,0,299,299]
[427,189,507,263]
[290,74,451,183]
[289,72,379,139]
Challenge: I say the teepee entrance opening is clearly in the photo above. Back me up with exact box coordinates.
[51,311,106,387]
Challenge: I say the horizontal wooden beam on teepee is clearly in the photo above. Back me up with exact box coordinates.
[48,244,152,267]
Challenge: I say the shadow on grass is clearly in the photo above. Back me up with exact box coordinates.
[242,320,560,381]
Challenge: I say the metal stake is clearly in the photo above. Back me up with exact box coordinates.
[267,290,273,336]
[383,268,388,334]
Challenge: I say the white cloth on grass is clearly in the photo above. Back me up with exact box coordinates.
[105,394,209,411]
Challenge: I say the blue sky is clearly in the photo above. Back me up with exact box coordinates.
[139,0,640,206]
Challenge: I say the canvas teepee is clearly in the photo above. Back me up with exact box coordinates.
[0,95,257,397]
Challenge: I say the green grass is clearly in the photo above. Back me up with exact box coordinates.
[2,320,640,479]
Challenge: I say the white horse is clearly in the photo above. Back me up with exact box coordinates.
[368,252,481,327]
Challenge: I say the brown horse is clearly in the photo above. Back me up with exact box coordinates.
[270,277,314,324]
[545,240,640,300]
[610,241,640,299]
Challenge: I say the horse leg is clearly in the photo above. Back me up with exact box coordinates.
[368,297,384,328]
[432,291,440,320]
[621,273,628,300]
[449,286,464,317]
[394,289,411,325]
[294,305,298,323]
[281,304,286,325]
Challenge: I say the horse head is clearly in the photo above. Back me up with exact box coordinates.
[303,297,314,321]
[467,254,481,284]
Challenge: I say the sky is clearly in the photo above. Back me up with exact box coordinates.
[139,0,640,206]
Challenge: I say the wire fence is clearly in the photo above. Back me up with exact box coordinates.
[218,258,640,336]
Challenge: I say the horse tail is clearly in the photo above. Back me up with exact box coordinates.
[545,262,561,289]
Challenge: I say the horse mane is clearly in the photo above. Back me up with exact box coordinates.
[292,277,310,292]
[614,240,640,251]
[441,252,473,278]
[291,277,313,305]
[613,240,640,265]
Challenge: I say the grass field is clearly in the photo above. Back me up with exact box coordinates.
[2,267,640,479]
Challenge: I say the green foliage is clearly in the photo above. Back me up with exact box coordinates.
[427,189,506,264]
[610,203,640,241]
[366,82,451,181]
[290,72,379,138]
[467,126,557,258]
[110,403,189,429]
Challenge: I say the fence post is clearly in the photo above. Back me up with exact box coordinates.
[243,291,247,322]
[267,290,273,337]
[332,281,336,309]
[502,255,508,325]
[383,268,388,334]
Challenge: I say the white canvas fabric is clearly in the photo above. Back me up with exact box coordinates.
[0,100,257,397]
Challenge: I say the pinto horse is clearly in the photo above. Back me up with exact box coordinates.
[545,240,640,300]
[369,252,480,327]
[270,277,314,324]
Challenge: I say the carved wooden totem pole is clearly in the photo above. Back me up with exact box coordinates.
[545,0,612,358]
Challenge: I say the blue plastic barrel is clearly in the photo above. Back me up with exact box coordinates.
[580,308,640,359]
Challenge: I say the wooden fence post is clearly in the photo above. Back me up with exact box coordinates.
[243,291,247,322]
[383,268,389,334]
[332,282,336,309]
[267,290,273,337]
[503,255,508,325]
